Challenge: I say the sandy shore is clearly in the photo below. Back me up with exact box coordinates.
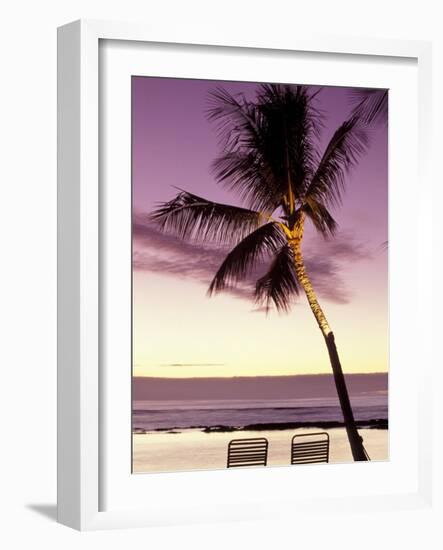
[133,427,388,473]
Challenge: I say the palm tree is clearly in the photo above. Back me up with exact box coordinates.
[349,87,388,126]
[151,84,371,461]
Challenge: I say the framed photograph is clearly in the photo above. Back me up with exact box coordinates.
[131,77,389,472]
[57,19,433,530]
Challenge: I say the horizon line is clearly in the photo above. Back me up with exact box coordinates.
[133,371,388,380]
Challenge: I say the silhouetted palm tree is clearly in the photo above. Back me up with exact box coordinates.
[151,84,371,461]
[349,88,388,126]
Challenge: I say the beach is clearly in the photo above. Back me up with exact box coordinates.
[132,373,388,473]
[133,427,388,473]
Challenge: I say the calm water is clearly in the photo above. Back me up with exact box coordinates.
[133,393,387,432]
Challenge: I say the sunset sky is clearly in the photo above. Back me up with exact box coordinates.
[132,77,388,379]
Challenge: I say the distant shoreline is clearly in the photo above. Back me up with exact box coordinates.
[133,418,388,435]
[134,372,388,380]
[133,372,388,402]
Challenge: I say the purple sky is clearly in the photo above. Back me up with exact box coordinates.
[131,77,388,379]
[133,78,387,237]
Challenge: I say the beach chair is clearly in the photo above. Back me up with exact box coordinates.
[291,432,330,465]
[227,437,269,468]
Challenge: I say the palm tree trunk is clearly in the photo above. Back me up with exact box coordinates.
[290,235,368,462]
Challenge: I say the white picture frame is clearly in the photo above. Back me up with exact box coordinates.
[57,19,434,531]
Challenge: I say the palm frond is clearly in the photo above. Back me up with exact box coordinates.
[150,190,262,244]
[207,87,283,212]
[305,117,369,208]
[349,88,388,125]
[211,151,282,214]
[207,84,324,213]
[206,87,262,151]
[256,84,323,195]
[303,197,338,237]
[255,245,299,313]
[208,222,286,295]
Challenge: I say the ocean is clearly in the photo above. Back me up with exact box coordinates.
[132,373,388,432]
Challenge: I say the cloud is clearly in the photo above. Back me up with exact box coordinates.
[133,213,254,299]
[133,212,369,306]
[160,363,226,367]
[304,231,371,303]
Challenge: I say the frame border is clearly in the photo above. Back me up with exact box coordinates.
[57,19,433,530]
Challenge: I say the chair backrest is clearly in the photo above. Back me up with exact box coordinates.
[291,432,330,465]
[227,437,269,468]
